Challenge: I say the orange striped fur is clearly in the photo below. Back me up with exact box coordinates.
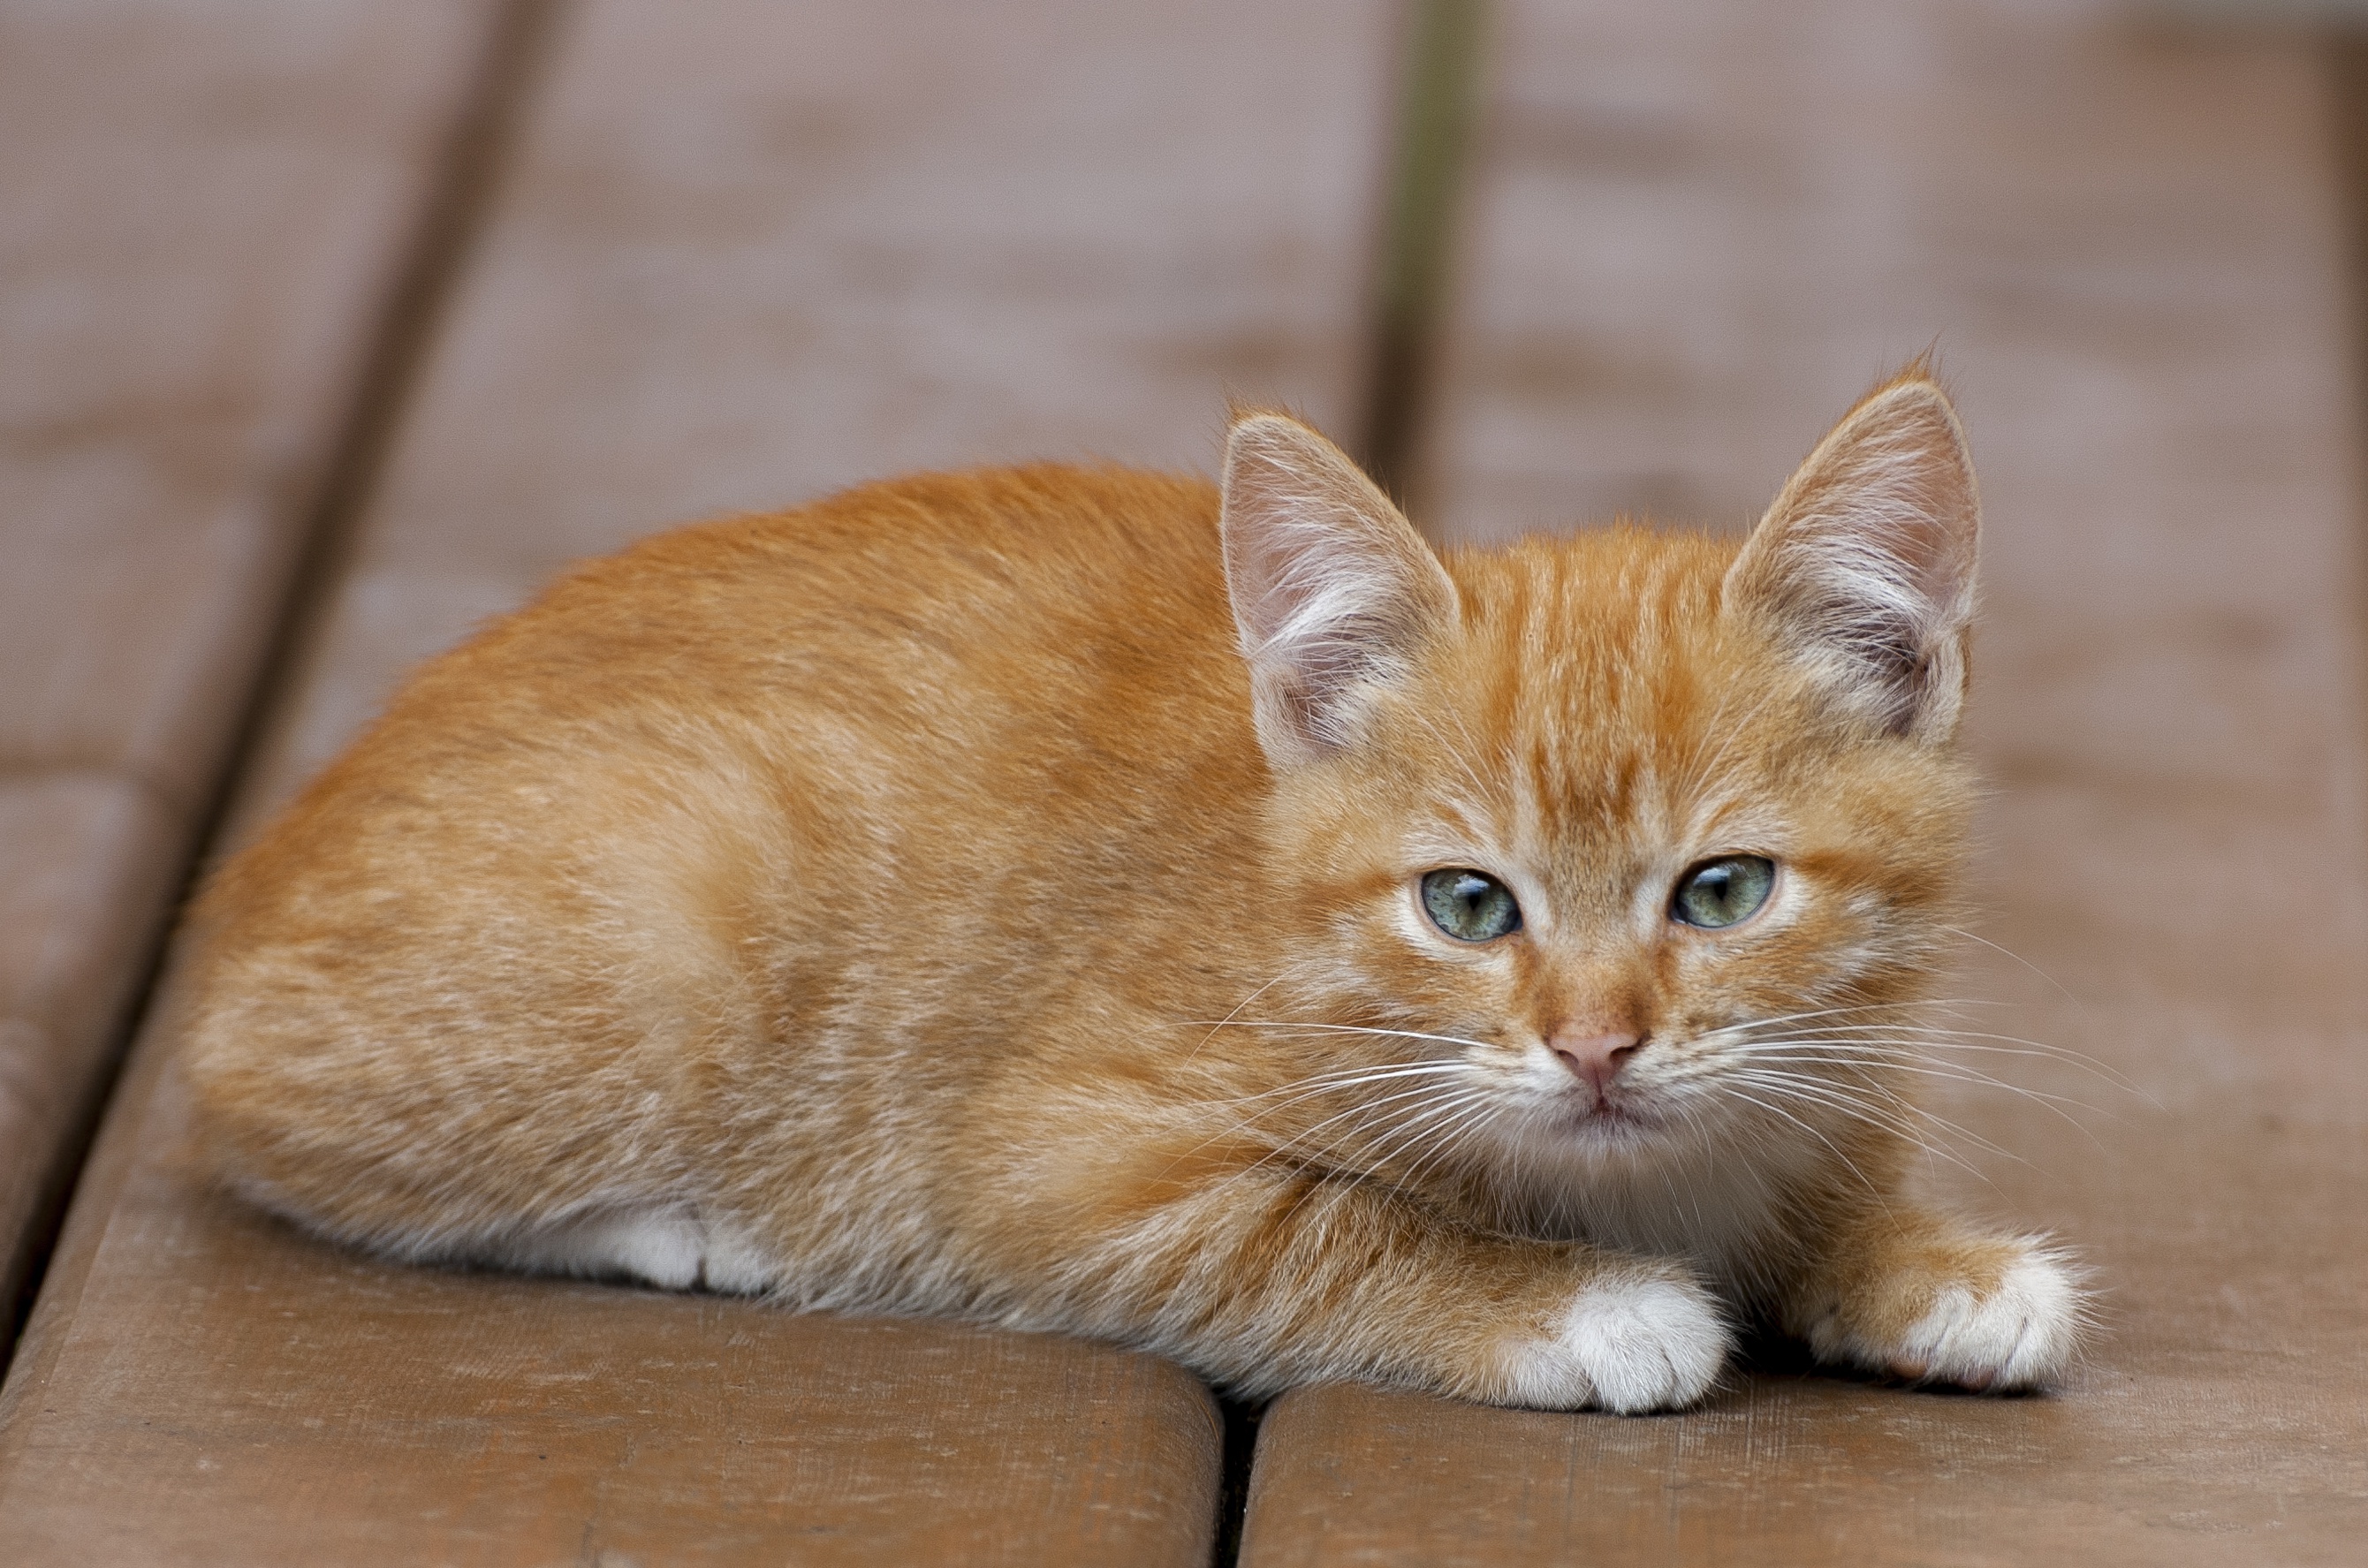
[183,370,2083,1410]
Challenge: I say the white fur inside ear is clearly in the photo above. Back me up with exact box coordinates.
[1499,1270,1732,1413]
[1220,413,1457,764]
[1727,378,1978,741]
[1893,1242,2085,1390]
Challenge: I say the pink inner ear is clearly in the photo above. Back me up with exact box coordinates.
[1727,378,1980,739]
[1219,414,1458,761]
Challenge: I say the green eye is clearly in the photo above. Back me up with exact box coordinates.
[1671,856,1776,929]
[1420,869,1522,943]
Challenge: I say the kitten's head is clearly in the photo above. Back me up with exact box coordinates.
[1217,372,1979,1209]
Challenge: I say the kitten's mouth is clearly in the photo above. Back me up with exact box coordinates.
[1570,1092,1663,1136]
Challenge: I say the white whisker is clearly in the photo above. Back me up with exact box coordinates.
[1174,1019,1499,1055]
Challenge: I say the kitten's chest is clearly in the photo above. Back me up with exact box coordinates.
[1483,1138,1815,1293]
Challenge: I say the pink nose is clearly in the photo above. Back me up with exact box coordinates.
[1551,1030,1643,1093]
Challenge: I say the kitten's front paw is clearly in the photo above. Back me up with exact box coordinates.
[1499,1269,1732,1413]
[1809,1235,2085,1392]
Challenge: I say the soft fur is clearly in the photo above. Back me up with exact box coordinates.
[182,370,2084,1412]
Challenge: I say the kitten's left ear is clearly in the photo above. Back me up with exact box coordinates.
[1725,373,1980,744]
[1221,412,1460,769]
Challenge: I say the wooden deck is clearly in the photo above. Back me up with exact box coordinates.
[3,1,2362,1561]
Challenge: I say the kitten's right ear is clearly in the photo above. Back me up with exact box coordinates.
[1221,412,1460,769]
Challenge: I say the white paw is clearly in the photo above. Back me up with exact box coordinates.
[1499,1271,1733,1413]
[1892,1242,2085,1391]
[490,1207,777,1294]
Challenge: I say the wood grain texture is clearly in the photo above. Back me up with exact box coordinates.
[2,0,1404,1558]
[0,0,496,1320]
[1241,0,2368,1560]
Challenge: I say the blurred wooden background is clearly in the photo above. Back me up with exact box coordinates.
[2,1,2362,1562]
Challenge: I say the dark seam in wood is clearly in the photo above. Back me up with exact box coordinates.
[0,0,574,1375]
[2326,32,2368,853]
[1355,0,1489,521]
[1208,1393,1267,1568]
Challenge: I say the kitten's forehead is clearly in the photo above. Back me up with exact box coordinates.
[1426,527,1797,849]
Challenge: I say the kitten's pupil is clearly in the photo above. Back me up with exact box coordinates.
[1672,856,1775,928]
[1420,869,1521,943]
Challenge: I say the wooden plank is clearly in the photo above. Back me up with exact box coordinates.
[1,0,1400,1559]
[1240,1,2368,1561]
[0,0,498,1322]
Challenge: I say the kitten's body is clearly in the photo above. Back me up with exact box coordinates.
[185,376,2083,1410]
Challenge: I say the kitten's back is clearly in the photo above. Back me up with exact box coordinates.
[183,465,1266,1268]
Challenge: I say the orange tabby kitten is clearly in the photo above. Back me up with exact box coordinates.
[183,370,2083,1412]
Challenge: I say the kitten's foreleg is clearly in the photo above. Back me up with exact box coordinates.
[1779,1204,2087,1390]
[1077,1170,1734,1412]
